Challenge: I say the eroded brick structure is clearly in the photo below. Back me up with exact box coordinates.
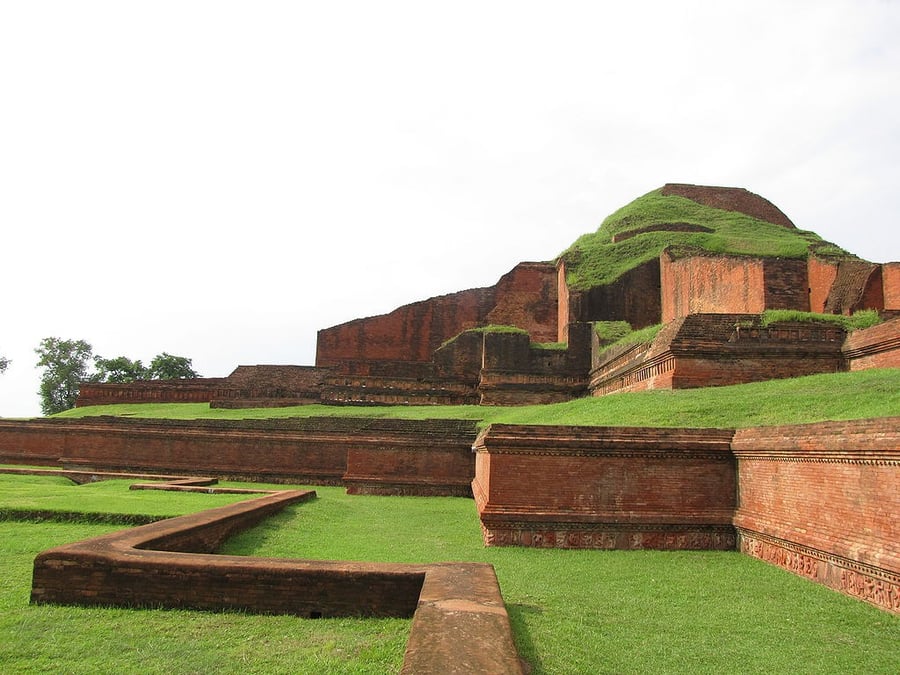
[73,183,899,409]
[0,416,478,494]
[5,414,898,613]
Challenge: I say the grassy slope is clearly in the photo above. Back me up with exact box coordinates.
[559,188,848,290]
[55,368,900,430]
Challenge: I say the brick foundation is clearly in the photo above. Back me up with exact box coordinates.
[0,417,478,494]
[472,424,737,550]
[732,418,900,613]
[28,479,522,673]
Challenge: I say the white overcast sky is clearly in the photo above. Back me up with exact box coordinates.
[2,1,899,417]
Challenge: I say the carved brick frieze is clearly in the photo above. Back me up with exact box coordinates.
[739,530,900,614]
[482,521,736,550]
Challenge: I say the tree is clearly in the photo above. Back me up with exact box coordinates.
[0,355,9,374]
[35,338,93,415]
[91,355,149,383]
[148,352,200,380]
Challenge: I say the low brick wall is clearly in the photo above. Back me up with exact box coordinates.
[732,418,900,613]
[472,424,737,549]
[590,315,847,395]
[842,318,900,371]
[76,379,227,407]
[29,485,522,673]
[342,419,478,496]
[0,417,479,494]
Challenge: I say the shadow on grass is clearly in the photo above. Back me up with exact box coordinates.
[507,603,544,674]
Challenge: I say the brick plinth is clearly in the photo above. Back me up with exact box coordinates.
[733,417,900,613]
[0,417,478,495]
[472,424,737,550]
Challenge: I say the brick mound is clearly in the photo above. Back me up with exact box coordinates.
[24,471,522,674]
[661,183,796,228]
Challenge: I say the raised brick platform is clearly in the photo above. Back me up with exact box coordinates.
[472,424,737,550]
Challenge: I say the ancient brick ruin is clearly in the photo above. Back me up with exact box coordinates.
[74,183,899,409]
[4,182,896,638]
[17,469,522,674]
[2,414,898,614]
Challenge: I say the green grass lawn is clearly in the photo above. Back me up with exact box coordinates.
[1,479,897,673]
[54,368,900,430]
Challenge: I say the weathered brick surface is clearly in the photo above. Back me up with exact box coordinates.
[661,254,767,323]
[884,263,900,310]
[211,365,330,408]
[733,418,900,613]
[843,317,900,370]
[403,563,523,675]
[472,425,737,550]
[589,315,846,395]
[660,183,796,228]
[568,259,661,329]
[342,419,478,496]
[76,379,227,407]
[0,417,478,494]
[316,262,558,371]
[808,257,839,313]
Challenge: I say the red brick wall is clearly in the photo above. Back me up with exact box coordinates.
[842,318,900,371]
[763,258,810,311]
[590,315,846,395]
[485,262,558,343]
[661,253,767,322]
[77,379,227,407]
[808,257,839,313]
[570,259,661,329]
[0,417,477,492]
[316,262,557,371]
[884,263,900,311]
[472,425,736,549]
[733,418,900,613]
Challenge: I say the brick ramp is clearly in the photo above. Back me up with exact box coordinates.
[29,487,522,674]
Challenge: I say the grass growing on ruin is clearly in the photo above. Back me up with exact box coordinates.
[56,368,900,430]
[2,480,897,674]
[559,188,847,289]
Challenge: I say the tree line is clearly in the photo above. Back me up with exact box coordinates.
[30,337,200,415]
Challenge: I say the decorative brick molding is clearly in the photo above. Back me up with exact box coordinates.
[28,484,523,674]
[737,530,900,614]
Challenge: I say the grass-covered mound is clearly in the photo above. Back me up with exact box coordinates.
[559,186,849,290]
